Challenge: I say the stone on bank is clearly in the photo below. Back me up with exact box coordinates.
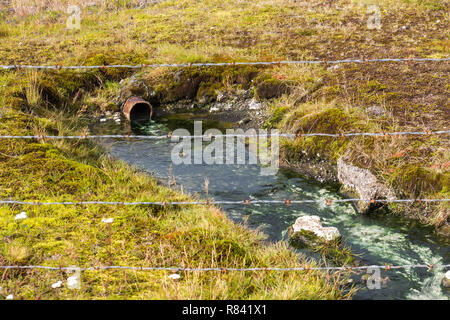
[443,270,450,288]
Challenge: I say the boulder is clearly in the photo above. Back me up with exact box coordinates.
[288,215,341,248]
[443,270,450,288]
[337,157,395,213]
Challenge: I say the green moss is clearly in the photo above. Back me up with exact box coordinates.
[295,108,356,133]
[279,107,361,163]
[253,75,289,100]
[366,80,387,92]
[196,82,219,103]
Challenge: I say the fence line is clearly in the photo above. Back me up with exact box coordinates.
[0,264,448,272]
[1,130,449,140]
[1,58,449,70]
[1,198,448,206]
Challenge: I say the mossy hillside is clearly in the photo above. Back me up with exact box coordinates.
[0,110,348,299]
[278,107,362,163]
[1,1,448,66]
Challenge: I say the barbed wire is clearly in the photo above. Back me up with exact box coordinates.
[0,264,448,272]
[1,130,449,140]
[1,57,449,71]
[0,198,448,206]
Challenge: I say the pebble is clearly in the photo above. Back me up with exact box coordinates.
[14,212,27,220]
[168,274,181,280]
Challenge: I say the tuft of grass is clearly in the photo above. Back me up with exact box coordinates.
[24,71,43,108]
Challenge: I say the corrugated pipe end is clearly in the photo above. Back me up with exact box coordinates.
[122,96,153,121]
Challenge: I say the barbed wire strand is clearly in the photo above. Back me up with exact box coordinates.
[0,264,448,272]
[0,199,448,206]
[1,57,449,70]
[1,130,449,140]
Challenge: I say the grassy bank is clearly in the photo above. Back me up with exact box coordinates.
[0,0,448,299]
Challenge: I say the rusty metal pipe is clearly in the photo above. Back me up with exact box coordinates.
[122,96,153,121]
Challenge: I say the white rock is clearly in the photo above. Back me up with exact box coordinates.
[101,218,114,224]
[51,281,63,288]
[14,212,27,220]
[100,118,107,122]
[6,294,13,300]
[168,274,181,280]
[292,215,340,241]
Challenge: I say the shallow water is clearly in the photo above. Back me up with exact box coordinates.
[91,117,449,300]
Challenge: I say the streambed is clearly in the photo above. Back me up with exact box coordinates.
[91,116,449,300]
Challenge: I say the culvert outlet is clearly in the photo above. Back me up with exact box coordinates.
[122,96,153,121]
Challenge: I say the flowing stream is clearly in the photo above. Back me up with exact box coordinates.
[91,116,449,300]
